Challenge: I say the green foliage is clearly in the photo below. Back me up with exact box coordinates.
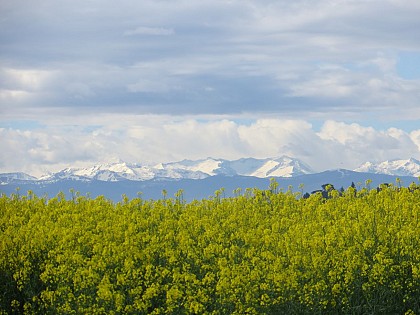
[1,182,420,314]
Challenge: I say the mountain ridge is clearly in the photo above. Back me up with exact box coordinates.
[8,155,315,183]
[1,157,419,185]
[1,170,417,202]
[354,158,420,177]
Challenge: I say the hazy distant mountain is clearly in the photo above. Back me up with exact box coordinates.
[34,156,313,182]
[1,157,418,201]
[354,158,420,177]
[1,170,416,202]
[159,156,314,178]
[225,156,314,177]
[0,172,37,183]
[39,163,156,182]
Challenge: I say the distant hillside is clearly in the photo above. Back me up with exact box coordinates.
[1,170,416,202]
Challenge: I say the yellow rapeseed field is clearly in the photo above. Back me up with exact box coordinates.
[1,181,419,314]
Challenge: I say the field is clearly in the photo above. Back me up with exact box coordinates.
[1,181,420,314]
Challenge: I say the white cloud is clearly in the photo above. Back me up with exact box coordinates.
[1,118,419,177]
[0,89,32,102]
[0,67,54,105]
[1,68,52,91]
[316,121,420,167]
[410,129,420,152]
[318,121,376,145]
[1,0,420,175]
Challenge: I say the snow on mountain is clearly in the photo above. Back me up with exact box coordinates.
[0,172,37,184]
[2,157,419,201]
[354,158,420,177]
[228,156,314,178]
[73,163,155,181]
[10,156,420,185]
[39,163,155,182]
[38,168,92,182]
[155,158,223,178]
[13,156,314,183]
[0,172,37,181]
[156,156,313,178]
[224,158,266,175]
[37,161,212,182]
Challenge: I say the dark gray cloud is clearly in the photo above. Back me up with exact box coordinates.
[1,0,420,121]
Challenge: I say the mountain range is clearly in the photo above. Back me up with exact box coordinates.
[31,156,314,182]
[354,158,420,177]
[1,156,419,201]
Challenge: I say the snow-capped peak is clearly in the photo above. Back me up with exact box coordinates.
[0,172,37,182]
[354,158,420,177]
[154,156,313,179]
[227,156,313,178]
[38,162,155,182]
[28,156,314,182]
[74,162,136,177]
[4,157,418,184]
[160,158,224,176]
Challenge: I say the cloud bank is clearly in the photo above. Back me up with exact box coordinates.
[1,1,419,174]
[1,0,420,120]
[1,119,419,177]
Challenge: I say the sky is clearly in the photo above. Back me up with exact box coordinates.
[1,0,420,177]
